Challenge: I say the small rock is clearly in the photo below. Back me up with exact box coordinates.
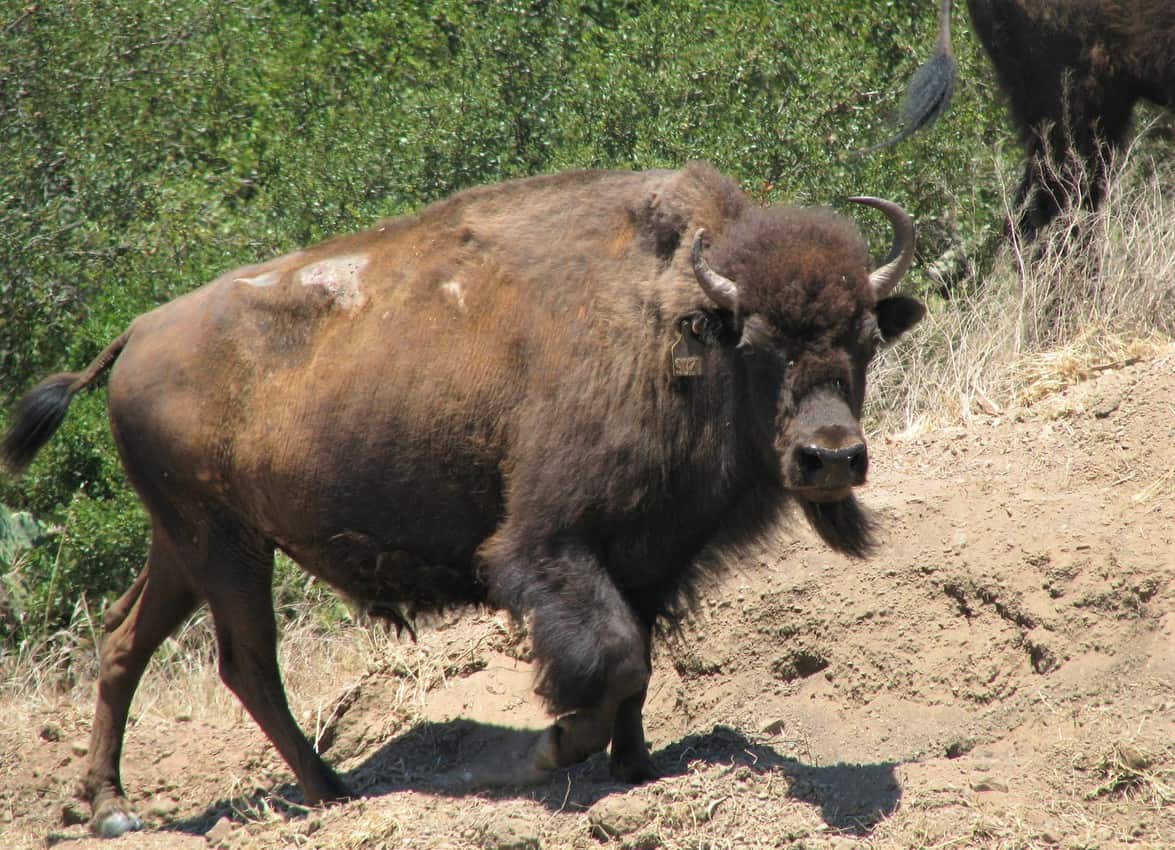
[206,815,236,847]
[1090,392,1121,419]
[761,719,787,737]
[70,740,89,757]
[1115,743,1153,772]
[147,796,179,818]
[39,722,64,742]
[624,832,662,850]
[481,812,540,850]
[61,800,89,826]
[589,795,651,840]
[970,779,1009,793]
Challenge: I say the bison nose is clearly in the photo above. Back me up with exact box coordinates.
[796,443,868,490]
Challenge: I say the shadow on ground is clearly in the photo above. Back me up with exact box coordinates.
[160,721,901,839]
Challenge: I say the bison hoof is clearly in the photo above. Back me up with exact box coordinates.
[313,773,354,805]
[609,751,661,784]
[91,802,143,838]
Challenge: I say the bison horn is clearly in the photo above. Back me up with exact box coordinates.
[847,197,915,298]
[691,228,739,311]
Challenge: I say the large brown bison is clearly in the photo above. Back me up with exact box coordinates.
[889,0,1173,241]
[2,162,924,837]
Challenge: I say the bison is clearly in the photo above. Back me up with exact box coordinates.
[2,162,924,837]
[888,0,1174,242]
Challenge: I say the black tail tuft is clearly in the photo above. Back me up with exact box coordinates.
[1,374,77,475]
[898,50,957,138]
[857,50,958,155]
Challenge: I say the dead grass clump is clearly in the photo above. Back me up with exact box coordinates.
[1014,330,1168,406]
[0,595,101,705]
[868,139,1175,433]
[1086,742,1175,808]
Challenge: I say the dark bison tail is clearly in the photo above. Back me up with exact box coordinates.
[859,0,958,154]
[1,375,77,474]
[897,51,957,138]
[1,329,130,475]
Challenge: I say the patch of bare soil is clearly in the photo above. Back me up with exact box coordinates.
[2,348,1172,849]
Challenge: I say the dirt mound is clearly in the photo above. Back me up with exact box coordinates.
[2,348,1172,849]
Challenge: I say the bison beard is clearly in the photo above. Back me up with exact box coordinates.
[800,496,875,559]
[1,162,924,837]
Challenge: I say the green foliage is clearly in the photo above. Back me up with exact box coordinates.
[0,0,1016,645]
[0,505,43,569]
[0,503,48,638]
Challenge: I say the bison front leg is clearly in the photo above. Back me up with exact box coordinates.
[608,682,661,783]
[486,541,654,783]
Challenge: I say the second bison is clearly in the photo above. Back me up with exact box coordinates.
[890,0,1173,241]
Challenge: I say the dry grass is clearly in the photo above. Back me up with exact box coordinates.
[868,140,1175,434]
[0,561,396,729]
[1086,742,1175,809]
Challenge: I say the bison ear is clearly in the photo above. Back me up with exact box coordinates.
[876,295,925,343]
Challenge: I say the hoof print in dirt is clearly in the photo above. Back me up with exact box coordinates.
[770,646,830,681]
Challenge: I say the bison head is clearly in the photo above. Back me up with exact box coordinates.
[692,198,924,556]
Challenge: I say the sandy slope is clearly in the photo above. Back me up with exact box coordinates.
[2,347,1172,850]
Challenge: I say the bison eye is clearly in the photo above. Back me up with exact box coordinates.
[736,315,775,353]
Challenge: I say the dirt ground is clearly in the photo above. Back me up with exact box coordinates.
[2,347,1172,850]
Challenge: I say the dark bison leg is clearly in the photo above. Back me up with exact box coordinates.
[1015,81,1138,242]
[83,531,197,837]
[200,524,351,805]
[606,618,659,782]
[608,684,661,782]
[485,540,653,782]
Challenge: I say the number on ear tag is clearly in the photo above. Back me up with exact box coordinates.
[672,323,706,377]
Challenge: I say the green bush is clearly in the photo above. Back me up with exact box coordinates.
[1,0,1015,645]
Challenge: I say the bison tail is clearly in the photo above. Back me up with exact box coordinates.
[858,51,958,156]
[897,50,958,138]
[857,0,958,155]
[1,329,130,475]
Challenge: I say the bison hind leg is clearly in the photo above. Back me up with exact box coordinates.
[200,524,352,805]
[83,529,198,836]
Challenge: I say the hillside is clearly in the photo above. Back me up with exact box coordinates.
[2,347,1171,849]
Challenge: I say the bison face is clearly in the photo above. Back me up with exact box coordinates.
[691,199,925,555]
[771,293,924,499]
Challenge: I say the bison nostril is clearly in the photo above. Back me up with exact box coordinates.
[798,446,825,477]
[796,443,867,488]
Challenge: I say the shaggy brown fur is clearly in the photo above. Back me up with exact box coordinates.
[889,0,1173,241]
[1,162,923,836]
